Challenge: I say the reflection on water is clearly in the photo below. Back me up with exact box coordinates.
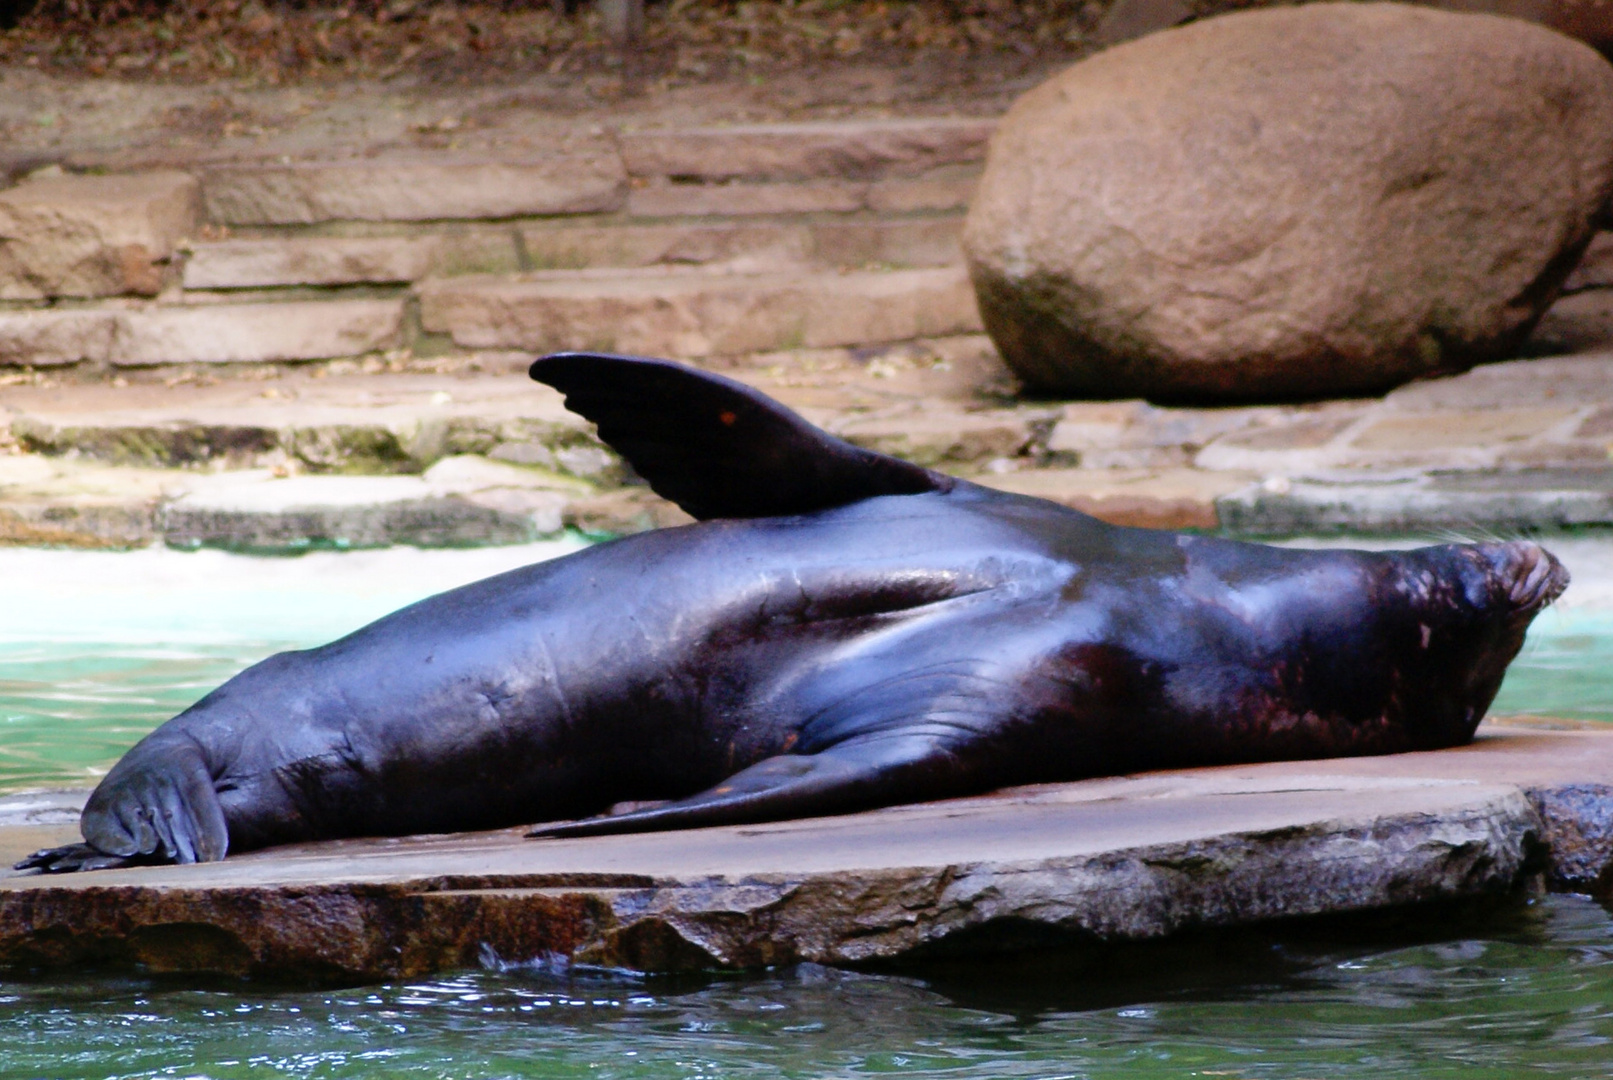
[0,645,250,792]
[1,894,1611,1079]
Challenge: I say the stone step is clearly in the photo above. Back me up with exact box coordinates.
[189,118,995,229]
[181,231,521,290]
[1216,468,1613,536]
[0,341,1014,468]
[978,467,1258,532]
[0,455,599,551]
[1193,353,1613,476]
[418,265,982,358]
[164,467,576,552]
[520,215,964,273]
[200,149,627,227]
[7,346,1613,546]
[617,117,997,182]
[8,723,1603,978]
[4,372,595,472]
[181,216,965,291]
[0,298,406,368]
[624,168,979,218]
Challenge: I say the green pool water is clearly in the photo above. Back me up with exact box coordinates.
[0,541,589,794]
[1,893,1612,1079]
[1,536,1612,1079]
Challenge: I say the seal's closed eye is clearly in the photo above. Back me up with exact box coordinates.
[529,352,950,521]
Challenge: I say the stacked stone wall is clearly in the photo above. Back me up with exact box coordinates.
[0,116,994,375]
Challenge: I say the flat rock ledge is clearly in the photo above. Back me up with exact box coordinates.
[1,725,1608,980]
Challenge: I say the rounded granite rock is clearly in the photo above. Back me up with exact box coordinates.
[964,2,1613,403]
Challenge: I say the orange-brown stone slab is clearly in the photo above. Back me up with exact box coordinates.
[0,723,1606,980]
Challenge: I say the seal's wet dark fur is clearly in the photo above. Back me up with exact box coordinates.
[19,353,1568,872]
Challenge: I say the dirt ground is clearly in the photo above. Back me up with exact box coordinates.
[0,0,1100,142]
[0,0,1093,85]
[0,1,1115,174]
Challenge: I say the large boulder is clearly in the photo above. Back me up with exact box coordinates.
[1090,0,1613,54]
[965,2,1613,402]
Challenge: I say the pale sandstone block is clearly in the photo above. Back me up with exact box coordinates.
[520,218,963,271]
[626,180,866,218]
[183,237,442,289]
[865,167,981,213]
[834,408,1032,466]
[807,218,963,268]
[521,220,811,270]
[0,309,118,367]
[618,117,997,181]
[162,473,561,549]
[0,171,200,299]
[978,467,1256,531]
[202,154,625,225]
[109,299,404,366]
[418,267,980,358]
[1348,409,1580,451]
[180,233,518,289]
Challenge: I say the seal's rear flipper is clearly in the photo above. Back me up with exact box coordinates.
[15,740,228,873]
[529,352,950,520]
[14,843,169,874]
[528,734,971,839]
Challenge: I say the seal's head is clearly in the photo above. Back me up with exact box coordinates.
[1393,539,1569,746]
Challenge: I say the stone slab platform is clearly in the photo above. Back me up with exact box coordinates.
[0,723,1607,980]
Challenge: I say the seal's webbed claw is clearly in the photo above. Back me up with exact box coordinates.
[13,843,144,874]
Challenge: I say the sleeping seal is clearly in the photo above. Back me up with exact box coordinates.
[19,352,1568,872]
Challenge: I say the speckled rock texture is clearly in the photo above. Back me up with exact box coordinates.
[0,779,1539,979]
[965,2,1613,403]
[15,721,1613,980]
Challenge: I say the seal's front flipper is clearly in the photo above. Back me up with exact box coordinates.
[80,740,229,866]
[19,740,231,873]
[528,733,969,839]
[529,352,949,520]
[528,597,1092,841]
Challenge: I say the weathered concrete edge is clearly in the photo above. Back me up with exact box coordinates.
[0,789,1540,980]
[1215,480,1613,536]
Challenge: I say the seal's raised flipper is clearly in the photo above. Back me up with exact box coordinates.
[529,352,950,520]
[14,739,228,874]
[528,731,970,839]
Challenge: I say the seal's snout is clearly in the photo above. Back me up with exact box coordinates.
[1483,540,1569,617]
